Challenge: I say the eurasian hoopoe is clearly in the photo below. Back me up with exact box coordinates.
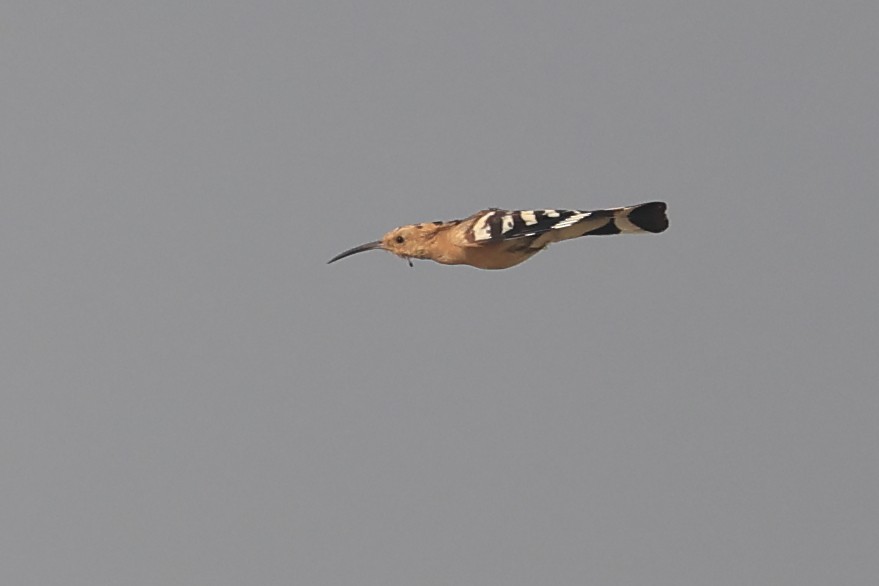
[328,201,668,270]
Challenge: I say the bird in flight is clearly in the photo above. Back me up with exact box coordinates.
[328,201,668,270]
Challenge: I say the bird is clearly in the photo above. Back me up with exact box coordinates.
[328,201,668,270]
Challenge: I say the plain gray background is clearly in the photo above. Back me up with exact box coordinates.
[2,1,878,584]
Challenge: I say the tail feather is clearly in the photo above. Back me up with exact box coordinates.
[623,201,668,233]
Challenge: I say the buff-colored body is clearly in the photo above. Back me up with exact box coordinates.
[376,218,537,269]
[328,202,668,270]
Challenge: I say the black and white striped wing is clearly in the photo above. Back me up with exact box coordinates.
[463,202,667,246]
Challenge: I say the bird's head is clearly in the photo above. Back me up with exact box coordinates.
[327,223,437,266]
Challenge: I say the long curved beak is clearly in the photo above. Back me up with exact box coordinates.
[327,240,383,264]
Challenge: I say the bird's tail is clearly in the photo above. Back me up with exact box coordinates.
[611,201,669,234]
[553,201,669,241]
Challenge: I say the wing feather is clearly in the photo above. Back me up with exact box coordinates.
[454,203,666,248]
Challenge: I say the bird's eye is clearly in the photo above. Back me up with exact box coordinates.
[395,235,405,244]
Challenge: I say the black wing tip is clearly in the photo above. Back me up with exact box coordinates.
[628,201,669,233]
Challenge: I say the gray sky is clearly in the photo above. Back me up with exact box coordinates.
[2,1,878,584]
